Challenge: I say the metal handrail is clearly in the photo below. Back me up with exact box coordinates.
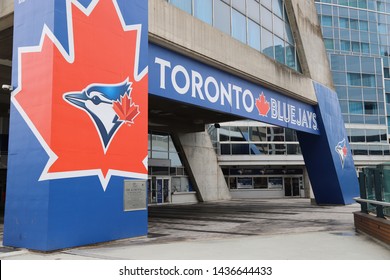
[354,197,390,207]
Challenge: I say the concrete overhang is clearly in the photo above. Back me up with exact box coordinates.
[149,95,244,133]
[148,0,329,106]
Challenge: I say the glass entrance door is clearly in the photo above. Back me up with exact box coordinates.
[148,177,171,204]
[284,177,302,197]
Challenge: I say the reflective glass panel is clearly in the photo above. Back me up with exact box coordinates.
[232,9,247,43]
[194,0,213,24]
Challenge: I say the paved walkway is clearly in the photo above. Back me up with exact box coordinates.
[1,199,390,260]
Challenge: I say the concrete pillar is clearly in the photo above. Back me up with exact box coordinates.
[303,166,312,199]
[4,0,149,251]
[172,130,231,202]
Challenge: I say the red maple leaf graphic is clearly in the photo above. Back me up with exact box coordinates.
[255,92,270,116]
[13,1,148,185]
[113,93,140,124]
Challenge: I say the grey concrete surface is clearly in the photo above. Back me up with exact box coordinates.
[1,198,390,260]
[173,130,231,202]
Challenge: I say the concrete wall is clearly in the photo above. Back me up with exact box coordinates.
[149,0,318,105]
[285,0,334,89]
[0,0,13,31]
[172,130,231,202]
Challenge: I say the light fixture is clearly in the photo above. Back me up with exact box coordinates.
[2,84,13,91]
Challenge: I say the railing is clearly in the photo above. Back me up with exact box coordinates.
[354,197,390,219]
[357,164,390,218]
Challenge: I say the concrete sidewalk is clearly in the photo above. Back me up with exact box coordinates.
[1,199,390,260]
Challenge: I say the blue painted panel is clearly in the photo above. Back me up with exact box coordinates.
[5,0,149,251]
[297,82,359,205]
[149,44,320,135]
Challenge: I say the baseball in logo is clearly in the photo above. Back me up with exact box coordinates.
[12,0,148,190]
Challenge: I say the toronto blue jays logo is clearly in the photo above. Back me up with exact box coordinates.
[63,79,139,152]
[335,139,348,169]
[12,0,148,190]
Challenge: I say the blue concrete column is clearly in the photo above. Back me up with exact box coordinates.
[297,82,359,205]
[4,0,149,251]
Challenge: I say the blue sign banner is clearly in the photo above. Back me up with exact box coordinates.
[149,44,319,135]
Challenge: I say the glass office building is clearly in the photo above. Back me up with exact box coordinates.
[316,0,390,161]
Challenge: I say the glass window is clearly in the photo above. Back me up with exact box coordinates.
[321,15,333,27]
[247,0,260,23]
[237,177,253,189]
[249,126,266,141]
[333,71,347,85]
[285,44,296,68]
[268,177,283,189]
[349,87,362,100]
[274,35,285,64]
[358,0,367,8]
[348,73,361,86]
[350,129,365,142]
[232,0,245,13]
[267,127,284,141]
[346,56,361,72]
[359,20,368,31]
[232,9,247,43]
[214,0,231,35]
[349,101,363,114]
[232,144,249,154]
[341,40,351,51]
[230,126,247,141]
[273,0,283,18]
[194,0,213,25]
[219,127,231,141]
[366,129,380,142]
[248,19,261,51]
[262,28,274,59]
[252,143,268,154]
[350,19,359,30]
[221,143,231,155]
[361,43,369,54]
[262,0,272,10]
[170,152,182,167]
[339,17,349,28]
[253,177,267,189]
[285,128,298,141]
[364,102,378,114]
[261,5,273,31]
[152,134,169,151]
[362,74,375,87]
[331,55,345,71]
[352,41,360,52]
[170,0,192,14]
[284,23,294,44]
[384,68,390,78]
[268,143,286,154]
[351,129,366,142]
[273,15,284,38]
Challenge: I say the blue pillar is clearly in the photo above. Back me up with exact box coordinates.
[297,82,359,205]
[4,0,149,251]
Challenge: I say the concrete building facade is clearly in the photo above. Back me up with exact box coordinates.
[0,0,359,250]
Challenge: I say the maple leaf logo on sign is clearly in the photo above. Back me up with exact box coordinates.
[255,92,270,117]
[113,87,140,125]
[12,1,148,190]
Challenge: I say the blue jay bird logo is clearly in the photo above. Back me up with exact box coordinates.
[63,78,139,152]
[335,138,348,169]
